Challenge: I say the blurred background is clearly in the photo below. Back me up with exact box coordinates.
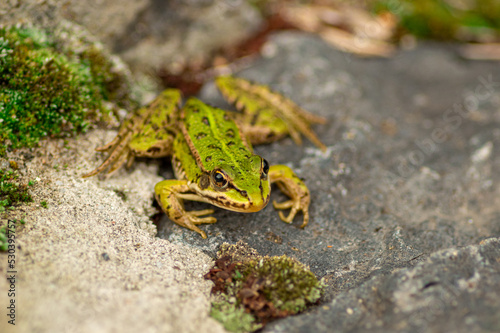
[3,0,499,96]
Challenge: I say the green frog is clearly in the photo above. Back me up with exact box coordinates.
[84,76,326,238]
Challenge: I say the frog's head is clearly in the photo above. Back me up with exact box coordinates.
[197,155,271,213]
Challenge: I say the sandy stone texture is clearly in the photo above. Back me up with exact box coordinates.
[0,130,225,333]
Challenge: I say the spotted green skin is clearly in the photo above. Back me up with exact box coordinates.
[84,76,325,239]
[173,98,270,213]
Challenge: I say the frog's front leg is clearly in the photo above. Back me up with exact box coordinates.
[269,165,311,228]
[154,179,216,239]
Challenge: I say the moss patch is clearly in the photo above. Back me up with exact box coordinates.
[0,169,32,212]
[210,293,262,333]
[0,25,136,154]
[0,219,24,251]
[205,241,324,332]
[0,225,8,251]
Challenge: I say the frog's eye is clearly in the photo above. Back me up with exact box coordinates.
[261,159,269,179]
[212,169,229,189]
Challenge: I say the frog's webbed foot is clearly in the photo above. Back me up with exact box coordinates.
[215,76,327,151]
[269,165,311,228]
[273,199,309,227]
[155,180,217,239]
[83,89,182,178]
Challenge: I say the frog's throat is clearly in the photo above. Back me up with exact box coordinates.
[188,182,270,213]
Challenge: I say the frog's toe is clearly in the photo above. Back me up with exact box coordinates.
[274,200,296,221]
[274,199,309,228]
[277,210,294,224]
[188,214,217,225]
[178,214,216,239]
[191,226,208,239]
[189,209,215,217]
[299,209,309,228]
[273,199,294,210]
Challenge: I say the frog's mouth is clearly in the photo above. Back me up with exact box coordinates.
[189,181,271,213]
[207,191,271,213]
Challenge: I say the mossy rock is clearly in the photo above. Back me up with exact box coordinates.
[0,168,32,213]
[205,241,324,332]
[0,24,138,154]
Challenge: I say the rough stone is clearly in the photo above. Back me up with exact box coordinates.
[0,0,262,74]
[267,237,500,333]
[156,32,500,331]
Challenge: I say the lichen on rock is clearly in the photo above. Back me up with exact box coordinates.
[205,241,324,332]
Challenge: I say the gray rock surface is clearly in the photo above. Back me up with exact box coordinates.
[0,0,262,73]
[268,237,500,333]
[110,0,262,73]
[156,32,500,331]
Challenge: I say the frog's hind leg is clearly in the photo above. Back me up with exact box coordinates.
[83,89,182,177]
[155,179,217,239]
[83,132,134,178]
[215,76,327,151]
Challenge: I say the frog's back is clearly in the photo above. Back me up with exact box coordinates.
[179,98,254,177]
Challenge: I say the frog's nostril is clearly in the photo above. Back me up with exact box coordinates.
[241,190,248,197]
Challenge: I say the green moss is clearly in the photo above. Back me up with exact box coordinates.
[0,219,25,251]
[79,46,136,111]
[0,25,136,153]
[205,242,324,332]
[210,294,262,333]
[0,169,32,212]
[0,225,7,251]
[373,0,500,40]
[242,255,323,313]
[40,201,48,208]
